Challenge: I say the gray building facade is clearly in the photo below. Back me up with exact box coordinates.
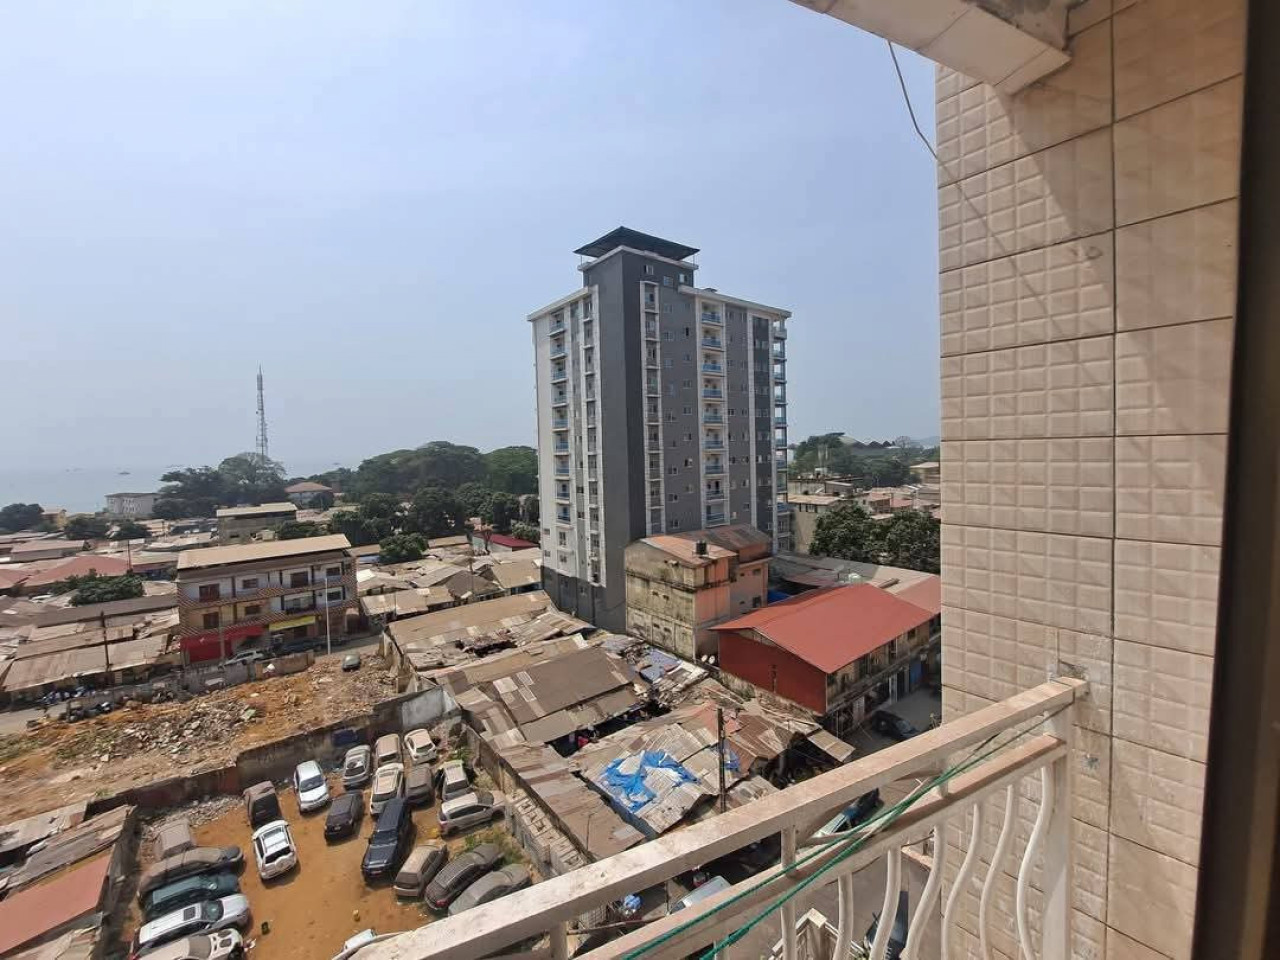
[528,228,791,631]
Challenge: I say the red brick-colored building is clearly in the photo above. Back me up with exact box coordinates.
[712,583,937,736]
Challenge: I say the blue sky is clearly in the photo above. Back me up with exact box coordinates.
[0,1,938,475]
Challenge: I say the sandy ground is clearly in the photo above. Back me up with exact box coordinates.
[117,772,531,960]
[0,657,396,821]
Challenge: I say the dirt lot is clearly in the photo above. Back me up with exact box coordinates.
[0,656,397,821]
[122,771,529,960]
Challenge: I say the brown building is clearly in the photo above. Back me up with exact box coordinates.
[175,534,356,662]
[624,524,771,661]
[215,501,297,543]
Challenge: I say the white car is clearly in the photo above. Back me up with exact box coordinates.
[135,895,251,954]
[403,729,437,766]
[369,763,405,817]
[135,930,244,960]
[438,790,507,836]
[251,819,298,880]
[292,759,331,812]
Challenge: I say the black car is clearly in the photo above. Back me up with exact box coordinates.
[869,710,919,741]
[361,798,414,882]
[424,842,502,911]
[325,792,364,841]
[142,871,241,921]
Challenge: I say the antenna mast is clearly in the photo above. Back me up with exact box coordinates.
[255,367,270,463]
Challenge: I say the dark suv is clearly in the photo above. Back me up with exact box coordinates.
[424,842,502,911]
[361,798,414,882]
[869,710,919,741]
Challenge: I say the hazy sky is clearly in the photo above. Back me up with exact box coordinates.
[1,1,938,475]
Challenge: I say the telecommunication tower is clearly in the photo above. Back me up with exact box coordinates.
[255,367,270,463]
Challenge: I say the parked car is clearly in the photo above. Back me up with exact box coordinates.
[134,930,244,960]
[324,792,364,841]
[435,759,471,803]
[405,764,434,807]
[138,848,244,901]
[152,820,194,861]
[393,842,448,899]
[224,649,266,667]
[438,791,506,837]
[869,711,919,741]
[863,890,909,960]
[143,872,240,922]
[292,759,331,812]
[134,895,251,955]
[369,763,405,817]
[361,798,415,882]
[424,842,502,911]
[814,789,883,838]
[670,875,731,914]
[251,820,298,880]
[242,782,282,829]
[403,728,437,765]
[342,745,373,789]
[448,865,532,916]
[341,653,361,672]
[374,734,402,768]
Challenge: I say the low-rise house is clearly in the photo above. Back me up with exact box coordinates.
[283,480,333,507]
[104,492,158,519]
[909,461,940,484]
[175,534,355,661]
[471,532,538,554]
[711,584,938,738]
[215,501,297,543]
[16,554,133,596]
[624,524,771,661]
[8,539,88,564]
[786,493,849,554]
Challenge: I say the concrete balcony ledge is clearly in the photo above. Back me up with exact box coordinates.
[789,0,1070,93]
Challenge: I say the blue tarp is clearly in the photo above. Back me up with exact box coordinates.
[599,750,699,812]
[767,589,792,604]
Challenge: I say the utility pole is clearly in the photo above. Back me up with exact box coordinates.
[717,706,727,814]
[323,573,333,657]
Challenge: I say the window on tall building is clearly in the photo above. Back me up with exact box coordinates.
[202,612,220,629]
[662,276,672,287]
[678,272,687,284]
[669,493,678,502]
[645,264,654,276]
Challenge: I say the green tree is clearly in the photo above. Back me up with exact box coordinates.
[810,503,881,563]
[864,457,911,487]
[312,491,336,510]
[485,446,538,495]
[522,494,540,524]
[67,573,145,605]
[360,493,404,527]
[217,453,287,505]
[276,520,326,540]
[0,503,44,533]
[329,509,386,546]
[153,465,225,518]
[454,482,493,519]
[878,511,941,574]
[65,515,111,540]
[405,486,462,538]
[510,521,540,545]
[111,520,150,541]
[378,532,426,565]
[483,492,521,534]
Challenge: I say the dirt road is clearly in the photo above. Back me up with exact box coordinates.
[193,777,441,960]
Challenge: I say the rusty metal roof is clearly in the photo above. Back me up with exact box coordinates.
[0,853,112,956]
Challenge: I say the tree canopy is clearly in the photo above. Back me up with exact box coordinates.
[378,532,426,565]
[111,520,150,541]
[810,503,940,574]
[790,434,933,486]
[153,453,288,519]
[510,521,540,545]
[484,446,538,495]
[276,520,326,540]
[65,515,111,541]
[0,503,44,533]
[67,573,145,606]
[483,492,521,534]
[405,486,464,538]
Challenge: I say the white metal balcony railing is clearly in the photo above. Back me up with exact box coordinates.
[702,311,723,325]
[355,678,1086,960]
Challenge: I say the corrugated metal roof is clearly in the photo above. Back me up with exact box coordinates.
[387,592,551,647]
[0,854,111,956]
[214,501,297,518]
[713,584,934,673]
[0,804,87,858]
[176,534,351,570]
[1,636,168,693]
[3,807,131,894]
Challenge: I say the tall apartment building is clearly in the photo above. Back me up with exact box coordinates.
[529,227,791,631]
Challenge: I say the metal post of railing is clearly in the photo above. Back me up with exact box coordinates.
[1040,706,1075,960]
[780,826,798,960]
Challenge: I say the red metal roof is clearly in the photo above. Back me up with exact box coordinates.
[893,576,942,617]
[20,555,132,589]
[0,852,111,955]
[485,534,537,549]
[712,584,934,674]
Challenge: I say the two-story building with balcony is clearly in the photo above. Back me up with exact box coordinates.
[174,534,357,662]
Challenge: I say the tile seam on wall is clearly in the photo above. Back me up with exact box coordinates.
[942,317,1235,361]
[1114,71,1246,125]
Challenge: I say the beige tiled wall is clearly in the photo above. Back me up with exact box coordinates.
[936,1,1244,957]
